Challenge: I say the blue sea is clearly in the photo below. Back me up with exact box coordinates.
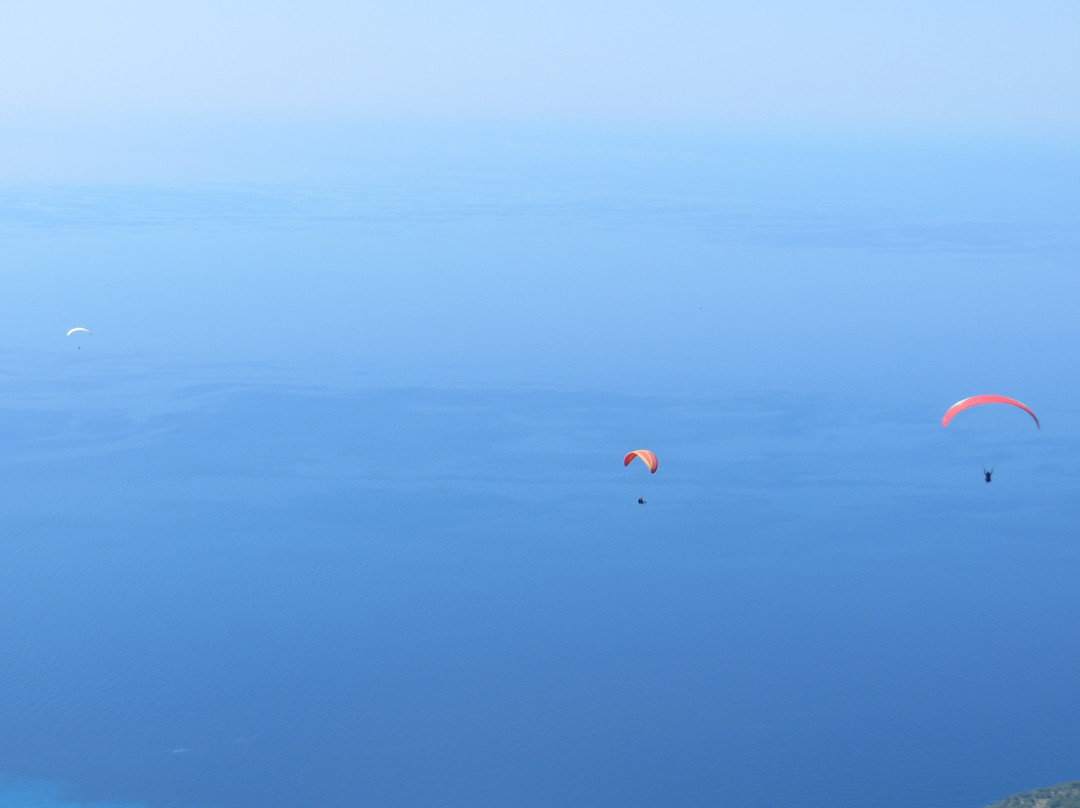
[0,131,1078,808]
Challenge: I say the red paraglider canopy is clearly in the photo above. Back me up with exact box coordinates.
[942,395,1040,429]
[624,450,658,473]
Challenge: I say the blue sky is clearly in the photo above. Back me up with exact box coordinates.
[3,0,1076,130]
[2,1,1078,182]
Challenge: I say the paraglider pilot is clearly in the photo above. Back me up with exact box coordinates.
[984,468,993,483]
[637,497,646,504]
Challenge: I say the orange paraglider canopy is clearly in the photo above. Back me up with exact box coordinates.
[624,450,658,473]
[942,395,1040,429]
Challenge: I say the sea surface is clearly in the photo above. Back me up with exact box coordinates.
[0,134,1078,808]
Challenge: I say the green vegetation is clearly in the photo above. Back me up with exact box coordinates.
[983,781,1080,808]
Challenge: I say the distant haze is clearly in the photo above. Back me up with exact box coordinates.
[1,1,1078,174]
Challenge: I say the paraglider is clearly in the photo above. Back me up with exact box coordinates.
[623,450,658,473]
[66,327,91,349]
[942,395,1039,429]
[943,396,1038,482]
[624,450,657,504]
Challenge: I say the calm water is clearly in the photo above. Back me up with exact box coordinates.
[0,137,1078,807]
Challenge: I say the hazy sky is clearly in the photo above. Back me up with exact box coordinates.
[2,1,1077,132]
